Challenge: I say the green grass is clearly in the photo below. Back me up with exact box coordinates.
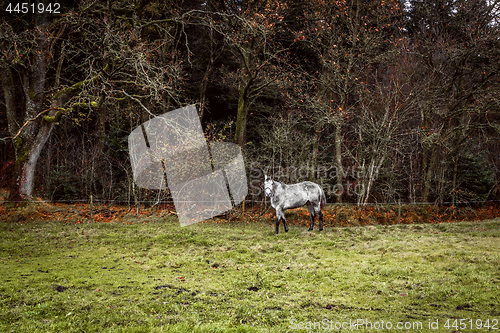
[1,211,499,332]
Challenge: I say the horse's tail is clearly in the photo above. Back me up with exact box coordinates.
[320,188,326,209]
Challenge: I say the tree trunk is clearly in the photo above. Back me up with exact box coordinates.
[362,159,376,207]
[0,67,19,157]
[310,129,320,181]
[362,154,385,207]
[18,123,55,199]
[8,26,50,200]
[451,154,459,205]
[198,25,216,121]
[235,83,250,147]
[334,121,343,203]
[421,144,437,203]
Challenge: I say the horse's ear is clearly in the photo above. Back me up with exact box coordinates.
[264,174,268,180]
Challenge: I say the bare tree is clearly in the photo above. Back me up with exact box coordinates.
[301,0,403,202]
[406,0,500,202]
[205,0,293,147]
[354,56,417,206]
[0,1,187,200]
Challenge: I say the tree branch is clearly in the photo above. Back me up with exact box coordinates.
[118,90,155,117]
[0,107,61,142]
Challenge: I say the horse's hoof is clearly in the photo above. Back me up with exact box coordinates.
[319,228,323,232]
[308,228,313,231]
[285,229,289,232]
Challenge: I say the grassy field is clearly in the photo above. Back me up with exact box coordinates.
[0,204,499,332]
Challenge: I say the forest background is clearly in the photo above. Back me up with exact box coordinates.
[1,0,500,209]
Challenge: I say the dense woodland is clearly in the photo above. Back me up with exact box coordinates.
[1,0,500,207]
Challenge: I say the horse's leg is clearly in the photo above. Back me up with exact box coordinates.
[307,205,315,231]
[283,213,289,232]
[275,208,285,234]
[317,206,324,231]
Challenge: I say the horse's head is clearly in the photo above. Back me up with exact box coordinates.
[264,174,274,197]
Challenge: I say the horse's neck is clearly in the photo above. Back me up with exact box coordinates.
[272,181,286,198]
[273,180,285,191]
[269,181,288,209]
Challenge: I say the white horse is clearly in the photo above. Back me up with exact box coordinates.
[264,175,326,234]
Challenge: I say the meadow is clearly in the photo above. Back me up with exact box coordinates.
[0,203,499,332]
